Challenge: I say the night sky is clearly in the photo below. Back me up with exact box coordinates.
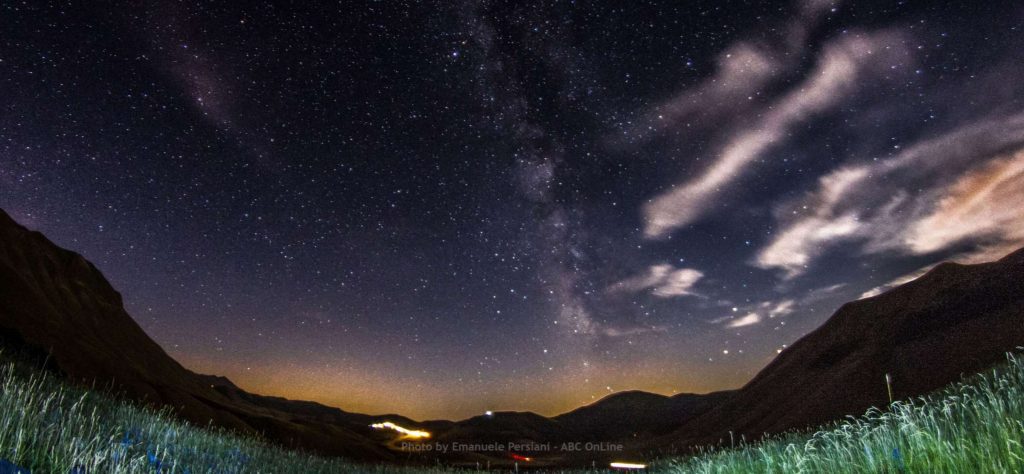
[2,1,1023,420]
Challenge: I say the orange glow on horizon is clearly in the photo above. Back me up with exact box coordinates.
[175,350,753,420]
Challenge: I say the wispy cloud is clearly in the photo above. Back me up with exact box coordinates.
[756,113,1024,278]
[643,30,910,238]
[615,0,842,146]
[755,167,869,277]
[727,312,762,328]
[608,264,704,298]
[711,299,795,329]
[765,299,796,318]
[651,267,705,297]
[859,266,932,299]
[903,151,1024,256]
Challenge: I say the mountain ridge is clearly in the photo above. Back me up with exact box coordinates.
[651,247,1024,451]
[0,209,399,461]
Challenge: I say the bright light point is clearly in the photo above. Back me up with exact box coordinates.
[611,461,647,469]
[370,421,430,439]
[485,410,493,416]
[722,349,729,354]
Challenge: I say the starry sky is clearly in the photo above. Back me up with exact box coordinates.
[2,1,1023,420]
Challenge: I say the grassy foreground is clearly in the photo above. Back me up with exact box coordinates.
[0,359,449,474]
[663,352,1024,473]
[1,353,1023,473]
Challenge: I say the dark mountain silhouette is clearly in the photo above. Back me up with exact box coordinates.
[654,247,1024,451]
[436,411,567,445]
[425,391,733,448]
[554,390,733,441]
[0,209,408,461]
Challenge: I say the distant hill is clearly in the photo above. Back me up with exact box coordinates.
[425,391,733,448]
[554,390,733,441]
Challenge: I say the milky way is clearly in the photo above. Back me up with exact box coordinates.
[1,0,1023,419]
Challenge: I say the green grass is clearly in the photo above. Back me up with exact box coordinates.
[2,352,1022,473]
[0,358,453,473]
[660,351,1024,473]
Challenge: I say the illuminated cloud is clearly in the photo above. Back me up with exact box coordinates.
[756,113,1024,277]
[609,264,674,293]
[652,268,705,297]
[618,42,778,145]
[727,312,762,328]
[765,299,796,318]
[758,213,863,279]
[860,174,1024,298]
[643,31,909,238]
[609,264,704,298]
[755,167,869,278]
[714,299,792,328]
[555,261,668,339]
[903,151,1024,256]
[859,266,931,299]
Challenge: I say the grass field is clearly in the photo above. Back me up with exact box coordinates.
[1,352,1022,473]
[0,357,450,473]
[663,351,1024,473]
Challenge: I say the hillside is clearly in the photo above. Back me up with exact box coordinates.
[657,247,1024,450]
[665,353,1024,472]
[0,209,404,461]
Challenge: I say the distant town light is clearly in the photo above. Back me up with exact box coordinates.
[611,461,647,469]
[485,410,494,416]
